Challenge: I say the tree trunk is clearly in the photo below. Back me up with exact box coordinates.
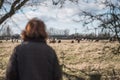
[0,0,29,25]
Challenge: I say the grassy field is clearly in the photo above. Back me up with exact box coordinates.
[0,40,120,80]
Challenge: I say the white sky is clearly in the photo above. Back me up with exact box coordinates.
[1,0,108,34]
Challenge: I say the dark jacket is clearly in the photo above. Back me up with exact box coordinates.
[5,41,62,80]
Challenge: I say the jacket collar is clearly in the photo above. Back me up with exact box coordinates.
[23,38,46,43]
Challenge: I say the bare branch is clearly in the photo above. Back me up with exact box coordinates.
[0,0,29,25]
[0,0,4,9]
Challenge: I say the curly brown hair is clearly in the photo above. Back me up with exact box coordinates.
[21,18,48,42]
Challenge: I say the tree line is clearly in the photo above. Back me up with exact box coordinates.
[0,0,120,42]
[0,25,114,41]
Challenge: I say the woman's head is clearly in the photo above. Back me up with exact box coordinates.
[21,18,48,41]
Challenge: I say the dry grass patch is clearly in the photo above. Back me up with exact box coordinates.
[0,41,120,80]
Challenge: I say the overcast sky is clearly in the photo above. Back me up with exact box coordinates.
[1,0,110,34]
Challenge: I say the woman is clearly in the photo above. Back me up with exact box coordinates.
[5,18,62,80]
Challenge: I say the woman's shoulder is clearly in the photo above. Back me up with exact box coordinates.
[13,42,30,51]
[15,41,55,52]
[16,41,52,50]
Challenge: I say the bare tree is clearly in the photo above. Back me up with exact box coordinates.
[78,0,120,42]
[52,0,61,5]
[63,29,70,36]
[0,0,47,25]
[6,25,13,36]
[52,0,78,7]
[0,25,12,36]
[0,0,29,25]
[48,27,55,35]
